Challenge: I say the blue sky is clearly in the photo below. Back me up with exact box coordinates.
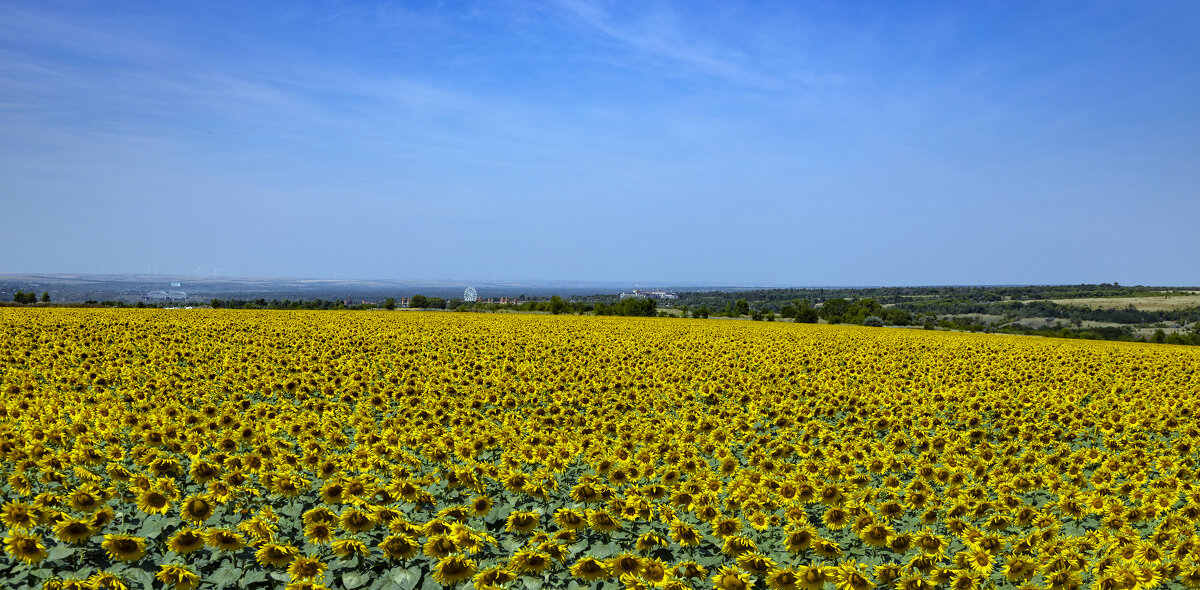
[2,1,1198,286]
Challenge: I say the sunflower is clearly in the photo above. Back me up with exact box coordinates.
[1,501,37,530]
[767,568,800,590]
[608,553,644,577]
[722,535,758,557]
[711,516,743,538]
[674,561,708,580]
[137,488,172,515]
[737,551,776,577]
[471,496,494,516]
[914,530,946,556]
[423,534,459,559]
[430,555,477,585]
[88,570,129,590]
[510,549,553,574]
[256,543,300,568]
[287,555,327,582]
[570,557,612,581]
[476,566,519,587]
[951,572,981,590]
[712,565,753,590]
[784,527,815,554]
[833,560,874,590]
[205,528,245,552]
[861,524,891,548]
[101,534,146,563]
[669,520,701,547]
[1003,557,1037,582]
[379,535,420,561]
[68,487,104,513]
[319,481,345,505]
[811,538,842,560]
[340,508,375,534]
[331,538,369,559]
[588,509,623,533]
[180,495,215,525]
[636,531,669,553]
[188,459,222,484]
[554,508,587,530]
[167,528,207,554]
[303,506,338,526]
[304,522,335,545]
[55,518,94,544]
[4,531,48,564]
[822,507,850,530]
[505,510,540,533]
[640,557,670,584]
[874,565,902,586]
[156,565,200,590]
[796,566,828,590]
[571,482,604,503]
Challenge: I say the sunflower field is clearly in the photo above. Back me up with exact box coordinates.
[2,309,1199,590]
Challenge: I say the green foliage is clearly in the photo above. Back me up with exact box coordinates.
[734,299,749,317]
[12,290,38,304]
[594,298,657,317]
[409,294,429,309]
[383,297,397,310]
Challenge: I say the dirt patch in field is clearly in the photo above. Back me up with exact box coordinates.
[1049,293,1200,311]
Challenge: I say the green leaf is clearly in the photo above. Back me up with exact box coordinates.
[46,545,76,561]
[522,577,544,590]
[242,570,268,585]
[209,565,244,589]
[138,513,169,538]
[122,568,155,587]
[344,571,372,589]
[421,571,442,590]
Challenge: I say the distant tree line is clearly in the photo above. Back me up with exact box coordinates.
[9,291,49,304]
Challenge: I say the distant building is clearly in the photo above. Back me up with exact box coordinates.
[144,290,189,302]
[619,289,678,301]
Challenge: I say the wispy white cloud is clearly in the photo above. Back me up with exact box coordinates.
[550,0,780,88]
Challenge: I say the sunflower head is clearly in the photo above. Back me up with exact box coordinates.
[101,534,146,563]
[572,557,612,582]
[287,555,327,582]
[4,531,48,564]
[156,565,200,590]
[55,519,94,544]
[712,565,753,590]
[255,543,299,568]
[433,555,478,586]
[379,535,420,561]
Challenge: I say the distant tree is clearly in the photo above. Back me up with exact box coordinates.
[383,297,397,310]
[697,306,710,319]
[821,298,850,323]
[734,299,750,317]
[13,290,25,304]
[409,294,429,309]
[1151,329,1167,344]
[794,299,819,323]
[549,295,567,315]
[862,315,884,327]
[427,297,446,310]
[764,310,775,322]
[41,292,50,303]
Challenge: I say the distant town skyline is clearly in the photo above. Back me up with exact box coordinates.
[3,2,1198,286]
